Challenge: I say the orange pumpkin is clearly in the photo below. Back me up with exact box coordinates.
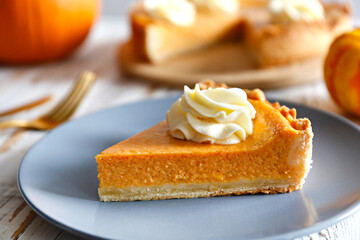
[0,0,101,64]
[324,29,360,117]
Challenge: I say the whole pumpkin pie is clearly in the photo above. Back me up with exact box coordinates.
[96,80,313,201]
[128,0,351,66]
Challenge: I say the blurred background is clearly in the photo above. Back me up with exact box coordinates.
[102,0,360,17]
[1,0,360,239]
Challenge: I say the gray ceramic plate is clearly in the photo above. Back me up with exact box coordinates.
[18,96,360,240]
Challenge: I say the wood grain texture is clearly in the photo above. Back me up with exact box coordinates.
[0,18,359,240]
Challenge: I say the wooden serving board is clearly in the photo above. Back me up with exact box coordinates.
[118,41,323,89]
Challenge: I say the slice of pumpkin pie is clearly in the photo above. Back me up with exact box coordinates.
[130,0,243,63]
[96,80,313,201]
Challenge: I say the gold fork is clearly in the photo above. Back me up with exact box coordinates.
[0,71,96,130]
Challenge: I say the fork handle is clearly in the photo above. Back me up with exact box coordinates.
[0,119,30,129]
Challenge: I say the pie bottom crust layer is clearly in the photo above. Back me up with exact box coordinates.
[99,179,302,202]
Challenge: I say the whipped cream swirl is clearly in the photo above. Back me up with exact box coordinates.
[268,0,325,23]
[144,0,196,26]
[167,83,256,145]
[191,0,240,13]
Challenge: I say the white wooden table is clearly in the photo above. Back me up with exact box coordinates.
[0,17,359,240]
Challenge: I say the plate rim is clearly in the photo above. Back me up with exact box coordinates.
[18,96,360,240]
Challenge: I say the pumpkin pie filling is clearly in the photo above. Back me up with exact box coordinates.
[96,81,313,201]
